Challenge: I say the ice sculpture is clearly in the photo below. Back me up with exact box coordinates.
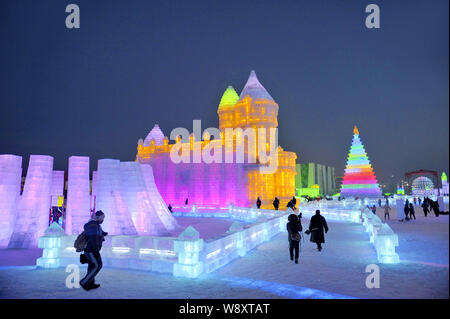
[340,125,382,198]
[65,156,91,235]
[96,159,137,235]
[8,155,54,248]
[136,71,297,209]
[50,171,64,206]
[36,222,66,268]
[0,155,22,246]
[122,162,178,235]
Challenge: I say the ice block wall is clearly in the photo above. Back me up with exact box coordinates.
[149,154,251,208]
[139,163,179,234]
[0,155,23,246]
[66,156,91,235]
[8,155,54,248]
[50,171,64,206]
[96,159,137,235]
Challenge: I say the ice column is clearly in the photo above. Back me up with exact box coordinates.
[140,163,179,234]
[96,159,137,235]
[120,162,178,235]
[66,156,91,235]
[50,171,64,206]
[0,155,22,246]
[8,155,54,248]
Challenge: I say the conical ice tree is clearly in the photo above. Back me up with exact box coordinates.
[340,125,382,198]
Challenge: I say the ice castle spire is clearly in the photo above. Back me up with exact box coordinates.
[218,86,239,109]
[144,124,165,146]
[239,70,274,101]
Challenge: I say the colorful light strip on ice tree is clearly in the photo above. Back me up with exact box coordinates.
[340,125,381,198]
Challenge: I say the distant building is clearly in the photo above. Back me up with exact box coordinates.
[295,163,336,196]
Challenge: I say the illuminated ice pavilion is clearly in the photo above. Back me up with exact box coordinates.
[136,71,297,209]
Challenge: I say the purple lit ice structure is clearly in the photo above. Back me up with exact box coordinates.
[8,155,54,248]
[65,156,91,235]
[149,156,250,208]
[96,159,137,235]
[0,155,22,246]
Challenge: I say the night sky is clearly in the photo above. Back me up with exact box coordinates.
[1,0,448,191]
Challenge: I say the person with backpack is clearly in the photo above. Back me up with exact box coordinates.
[79,210,108,291]
[286,213,302,264]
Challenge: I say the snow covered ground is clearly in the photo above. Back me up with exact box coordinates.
[0,213,448,299]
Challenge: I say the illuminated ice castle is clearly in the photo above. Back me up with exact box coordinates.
[136,71,297,209]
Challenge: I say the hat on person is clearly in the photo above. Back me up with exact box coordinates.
[95,210,105,217]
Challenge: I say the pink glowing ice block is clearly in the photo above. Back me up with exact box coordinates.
[96,159,137,235]
[0,155,22,246]
[138,163,179,234]
[66,156,91,235]
[8,155,54,248]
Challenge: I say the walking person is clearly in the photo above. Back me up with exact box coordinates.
[431,200,440,217]
[307,210,328,251]
[256,197,262,209]
[291,196,297,210]
[79,210,108,291]
[409,203,416,220]
[378,199,381,208]
[273,197,280,211]
[404,202,410,220]
[384,204,391,220]
[371,205,377,215]
[286,214,302,264]
[421,200,429,217]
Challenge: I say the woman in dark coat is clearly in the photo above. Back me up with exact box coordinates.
[308,210,328,251]
[409,203,416,220]
[421,201,429,217]
[286,214,302,264]
[404,202,410,219]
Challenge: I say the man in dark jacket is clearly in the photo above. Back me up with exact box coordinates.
[287,214,302,264]
[431,200,440,217]
[79,210,108,291]
[308,210,328,251]
[421,201,429,217]
[273,197,280,210]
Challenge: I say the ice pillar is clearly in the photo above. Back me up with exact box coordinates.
[96,159,137,235]
[0,155,23,246]
[50,171,64,206]
[8,155,54,248]
[66,156,91,235]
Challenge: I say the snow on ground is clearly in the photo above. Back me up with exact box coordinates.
[0,214,448,299]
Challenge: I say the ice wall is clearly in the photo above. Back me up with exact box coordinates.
[8,155,54,248]
[96,159,137,235]
[139,163,179,234]
[0,155,22,246]
[65,156,91,235]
